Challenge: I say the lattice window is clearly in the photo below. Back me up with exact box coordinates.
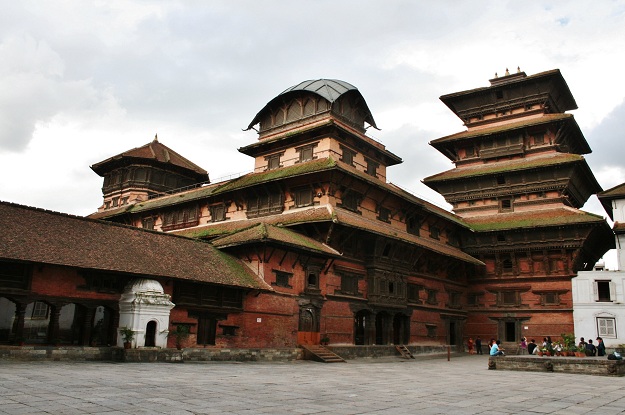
[303,99,315,116]
[597,317,616,338]
[210,204,226,222]
[293,188,313,208]
[286,101,301,122]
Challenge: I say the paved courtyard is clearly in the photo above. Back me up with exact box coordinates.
[1,354,625,415]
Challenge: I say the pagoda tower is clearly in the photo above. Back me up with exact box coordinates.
[423,68,614,344]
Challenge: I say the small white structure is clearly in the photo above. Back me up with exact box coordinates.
[573,183,625,347]
[118,278,175,348]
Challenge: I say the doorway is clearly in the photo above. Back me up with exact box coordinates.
[145,321,156,347]
[505,321,516,342]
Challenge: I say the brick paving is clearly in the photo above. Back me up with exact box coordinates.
[1,354,625,414]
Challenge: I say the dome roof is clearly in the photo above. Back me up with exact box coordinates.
[124,278,165,295]
[246,79,378,130]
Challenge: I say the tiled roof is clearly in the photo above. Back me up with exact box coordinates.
[171,206,335,239]
[0,201,271,291]
[329,206,484,266]
[173,204,481,265]
[90,138,208,177]
[464,207,606,232]
[211,223,341,257]
[430,114,574,145]
[423,153,584,182]
[598,182,625,199]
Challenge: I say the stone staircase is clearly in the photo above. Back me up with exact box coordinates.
[300,344,346,363]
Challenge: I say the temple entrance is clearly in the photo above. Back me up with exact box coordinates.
[145,321,156,347]
[505,321,516,342]
[197,315,217,345]
[297,306,320,345]
[393,314,409,345]
[375,312,390,345]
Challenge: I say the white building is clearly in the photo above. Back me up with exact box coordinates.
[573,183,625,347]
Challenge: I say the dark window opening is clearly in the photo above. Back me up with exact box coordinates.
[496,175,506,185]
[501,291,518,306]
[366,160,378,177]
[210,204,226,222]
[266,154,281,170]
[407,216,421,236]
[407,284,421,303]
[340,146,355,166]
[426,289,437,305]
[495,90,504,99]
[378,207,390,223]
[273,271,292,288]
[294,188,313,207]
[500,199,513,212]
[297,145,315,162]
[339,274,360,296]
[429,226,440,240]
[247,192,284,218]
[597,281,611,302]
[341,191,360,212]
[497,233,506,242]
[388,282,394,294]
[382,243,392,258]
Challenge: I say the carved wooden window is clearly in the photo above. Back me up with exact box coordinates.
[448,291,461,308]
[341,191,360,212]
[429,226,440,240]
[272,270,292,288]
[266,153,281,170]
[210,204,226,222]
[162,205,199,230]
[339,273,360,296]
[426,289,438,305]
[426,324,437,338]
[0,261,30,290]
[297,144,315,163]
[293,188,313,208]
[407,216,421,236]
[533,133,545,145]
[499,198,513,212]
[407,284,422,303]
[501,254,514,274]
[496,175,506,185]
[378,207,391,223]
[340,146,355,166]
[220,325,238,336]
[247,192,284,218]
[500,291,520,306]
[542,292,559,305]
[467,292,482,306]
[465,146,475,158]
[366,159,378,177]
[306,266,321,291]
[142,217,155,230]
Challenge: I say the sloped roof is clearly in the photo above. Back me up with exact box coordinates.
[430,113,575,145]
[597,182,625,220]
[0,201,271,291]
[90,137,208,180]
[464,207,607,232]
[211,223,341,257]
[246,79,378,130]
[423,153,584,183]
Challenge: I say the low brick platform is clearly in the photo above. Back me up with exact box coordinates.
[488,354,625,376]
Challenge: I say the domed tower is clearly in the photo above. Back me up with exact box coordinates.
[91,136,209,212]
[241,79,401,180]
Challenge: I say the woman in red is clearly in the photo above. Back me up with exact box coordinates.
[467,337,475,354]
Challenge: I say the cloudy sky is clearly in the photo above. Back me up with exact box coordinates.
[1,1,624,263]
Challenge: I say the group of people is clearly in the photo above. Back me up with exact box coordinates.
[467,335,607,357]
[577,336,606,356]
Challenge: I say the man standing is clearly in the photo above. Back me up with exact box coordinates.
[596,337,606,357]
[490,340,505,356]
[475,337,482,355]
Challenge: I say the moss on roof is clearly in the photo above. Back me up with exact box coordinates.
[465,208,605,232]
[430,113,573,145]
[424,153,584,182]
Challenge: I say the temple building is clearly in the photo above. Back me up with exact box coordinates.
[0,70,615,353]
[423,68,614,345]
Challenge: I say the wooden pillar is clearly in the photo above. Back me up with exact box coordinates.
[82,308,94,346]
